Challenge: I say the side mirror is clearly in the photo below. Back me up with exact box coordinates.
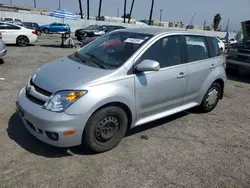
[136,59,160,72]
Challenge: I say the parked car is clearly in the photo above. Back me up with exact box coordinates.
[80,36,100,47]
[0,22,38,46]
[226,40,250,72]
[0,32,7,57]
[17,28,226,152]
[0,17,22,23]
[23,22,41,35]
[215,37,225,52]
[40,22,71,34]
[75,25,125,41]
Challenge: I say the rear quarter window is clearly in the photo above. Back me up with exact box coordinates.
[206,37,220,57]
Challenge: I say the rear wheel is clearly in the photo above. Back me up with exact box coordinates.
[44,28,49,34]
[83,106,128,153]
[199,82,221,113]
[36,30,41,36]
[16,36,29,47]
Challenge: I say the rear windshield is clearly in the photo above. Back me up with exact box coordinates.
[73,31,153,70]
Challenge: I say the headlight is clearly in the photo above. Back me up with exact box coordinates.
[43,90,87,112]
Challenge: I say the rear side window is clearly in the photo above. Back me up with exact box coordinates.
[185,36,209,62]
[206,37,220,57]
[5,24,20,30]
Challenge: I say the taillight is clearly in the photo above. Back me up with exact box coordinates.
[32,31,36,34]
[0,32,2,39]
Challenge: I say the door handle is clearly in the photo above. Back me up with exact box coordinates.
[210,64,215,69]
[177,72,186,78]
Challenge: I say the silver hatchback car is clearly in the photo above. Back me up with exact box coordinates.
[17,28,227,152]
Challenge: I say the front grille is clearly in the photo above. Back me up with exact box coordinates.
[26,90,45,105]
[30,79,52,97]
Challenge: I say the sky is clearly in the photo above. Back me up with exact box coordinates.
[2,0,250,31]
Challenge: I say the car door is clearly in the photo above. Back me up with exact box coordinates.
[50,23,58,32]
[182,35,215,105]
[134,35,187,120]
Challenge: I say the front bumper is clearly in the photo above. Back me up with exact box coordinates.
[226,59,250,68]
[17,87,91,147]
[0,48,7,57]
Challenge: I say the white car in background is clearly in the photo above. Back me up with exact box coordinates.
[215,37,225,52]
[0,22,37,46]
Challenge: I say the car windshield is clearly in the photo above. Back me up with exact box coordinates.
[74,31,153,70]
[86,25,98,30]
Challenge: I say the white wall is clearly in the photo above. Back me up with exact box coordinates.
[0,11,236,38]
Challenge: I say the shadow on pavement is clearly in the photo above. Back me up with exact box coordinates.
[126,111,189,137]
[40,44,63,48]
[7,113,94,158]
[7,110,190,157]
[227,70,250,84]
[0,58,4,64]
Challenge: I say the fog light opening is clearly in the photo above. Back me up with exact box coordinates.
[45,131,59,141]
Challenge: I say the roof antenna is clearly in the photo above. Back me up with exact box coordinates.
[186,12,196,31]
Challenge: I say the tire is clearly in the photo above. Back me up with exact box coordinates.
[44,28,49,34]
[16,36,29,47]
[83,106,128,153]
[226,66,239,74]
[36,30,41,36]
[199,82,221,113]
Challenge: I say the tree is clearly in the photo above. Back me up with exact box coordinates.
[78,0,83,19]
[97,0,102,20]
[87,0,90,20]
[148,0,155,25]
[128,0,135,23]
[213,13,221,31]
[123,0,127,23]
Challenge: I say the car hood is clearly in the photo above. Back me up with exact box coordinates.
[31,56,112,93]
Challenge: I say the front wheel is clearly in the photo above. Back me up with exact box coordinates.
[199,82,221,113]
[83,106,128,153]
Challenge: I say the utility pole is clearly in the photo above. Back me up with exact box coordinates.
[160,9,163,24]
[87,0,90,20]
[10,0,12,6]
[203,20,206,30]
[34,0,37,8]
[117,8,119,17]
[123,0,127,23]
[186,12,196,30]
[79,0,83,19]
[97,0,102,20]
[148,0,155,25]
[59,0,61,9]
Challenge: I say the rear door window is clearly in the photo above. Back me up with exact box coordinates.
[206,37,220,57]
[185,36,209,62]
[5,24,21,30]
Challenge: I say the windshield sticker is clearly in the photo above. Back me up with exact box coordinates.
[124,38,144,44]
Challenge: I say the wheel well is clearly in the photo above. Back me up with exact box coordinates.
[92,102,132,129]
[213,79,224,99]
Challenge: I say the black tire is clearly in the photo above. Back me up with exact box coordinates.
[16,35,29,47]
[44,28,49,34]
[199,82,221,113]
[83,106,128,153]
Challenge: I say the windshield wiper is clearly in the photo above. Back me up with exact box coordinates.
[85,52,106,69]
[73,51,86,63]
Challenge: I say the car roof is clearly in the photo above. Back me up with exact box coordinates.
[119,27,213,37]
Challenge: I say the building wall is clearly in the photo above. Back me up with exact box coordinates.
[0,11,236,38]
